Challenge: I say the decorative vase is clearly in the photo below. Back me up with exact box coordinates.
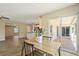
[37,35,42,43]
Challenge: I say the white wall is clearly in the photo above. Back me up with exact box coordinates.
[0,20,5,41]
[76,14,79,55]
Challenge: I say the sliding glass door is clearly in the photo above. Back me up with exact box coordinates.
[48,15,78,52]
[61,15,77,51]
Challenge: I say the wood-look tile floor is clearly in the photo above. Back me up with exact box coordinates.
[0,37,24,56]
[0,37,44,56]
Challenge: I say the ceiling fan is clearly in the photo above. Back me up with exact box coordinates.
[0,16,9,20]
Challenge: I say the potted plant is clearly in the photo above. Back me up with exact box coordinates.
[34,27,43,43]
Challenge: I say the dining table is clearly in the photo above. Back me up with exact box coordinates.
[24,37,61,56]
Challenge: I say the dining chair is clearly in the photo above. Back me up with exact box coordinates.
[21,40,46,56]
[21,41,34,56]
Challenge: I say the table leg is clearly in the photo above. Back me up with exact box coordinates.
[21,42,25,56]
[58,47,61,56]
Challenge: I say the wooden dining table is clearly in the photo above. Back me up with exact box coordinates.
[24,38,61,56]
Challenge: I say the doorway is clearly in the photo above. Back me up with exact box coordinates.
[5,24,19,46]
[5,25,15,40]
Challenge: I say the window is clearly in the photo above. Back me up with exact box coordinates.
[62,27,65,36]
[14,27,19,33]
[66,27,70,36]
[50,25,52,33]
[62,27,70,36]
[57,26,59,36]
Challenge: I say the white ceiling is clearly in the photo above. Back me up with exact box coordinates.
[0,3,75,23]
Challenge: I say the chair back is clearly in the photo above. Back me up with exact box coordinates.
[24,41,34,56]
